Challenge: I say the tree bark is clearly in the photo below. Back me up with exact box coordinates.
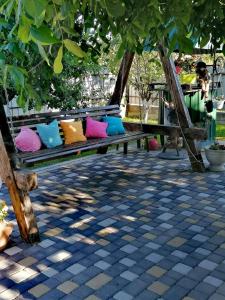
[158,44,205,172]
[109,51,134,105]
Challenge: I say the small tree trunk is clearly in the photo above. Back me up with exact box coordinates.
[144,111,149,123]
[142,99,150,123]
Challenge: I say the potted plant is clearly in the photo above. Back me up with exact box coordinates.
[213,95,225,110]
[0,200,13,251]
[205,142,225,171]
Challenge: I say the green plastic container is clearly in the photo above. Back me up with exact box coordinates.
[184,90,216,147]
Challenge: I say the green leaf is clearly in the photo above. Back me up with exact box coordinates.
[9,66,25,89]
[0,53,5,67]
[104,0,125,17]
[54,45,63,74]
[5,0,15,18]
[115,43,125,61]
[30,25,59,45]
[52,0,64,4]
[34,100,43,111]
[63,39,86,58]
[37,43,50,66]
[180,36,194,54]
[0,18,9,28]
[23,0,48,21]
[17,90,26,108]
[200,35,209,48]
[0,0,10,14]
[61,26,77,36]
[18,23,30,43]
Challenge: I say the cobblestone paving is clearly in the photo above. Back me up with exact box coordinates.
[1,150,225,299]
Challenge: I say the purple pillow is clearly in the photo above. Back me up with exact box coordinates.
[15,127,41,152]
[85,116,108,138]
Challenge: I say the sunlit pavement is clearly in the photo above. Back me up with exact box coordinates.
[1,149,225,300]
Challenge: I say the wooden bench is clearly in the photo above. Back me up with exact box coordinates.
[0,102,207,244]
[9,105,150,167]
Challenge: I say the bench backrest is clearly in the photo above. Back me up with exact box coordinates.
[9,105,121,142]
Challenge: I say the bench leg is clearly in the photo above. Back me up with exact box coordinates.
[97,146,108,154]
[145,137,150,152]
[137,139,141,149]
[116,144,120,151]
[123,142,128,154]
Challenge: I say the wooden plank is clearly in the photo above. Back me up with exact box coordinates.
[17,131,144,161]
[11,105,120,122]
[0,99,16,156]
[10,110,121,132]
[109,51,135,105]
[158,44,205,172]
[0,130,40,243]
[22,132,147,162]
[13,170,38,192]
[123,122,207,140]
[22,132,150,165]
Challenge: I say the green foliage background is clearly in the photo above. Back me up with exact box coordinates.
[0,0,225,110]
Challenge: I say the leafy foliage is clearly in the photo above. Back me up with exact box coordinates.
[0,0,225,108]
[0,201,8,222]
[129,52,164,122]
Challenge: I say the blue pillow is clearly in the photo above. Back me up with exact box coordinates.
[36,119,63,148]
[102,116,125,136]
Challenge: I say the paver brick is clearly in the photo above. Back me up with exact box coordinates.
[86,273,112,290]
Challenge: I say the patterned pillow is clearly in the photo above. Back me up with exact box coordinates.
[36,119,63,148]
[15,127,41,152]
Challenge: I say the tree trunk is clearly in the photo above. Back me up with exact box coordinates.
[142,99,150,123]
[109,51,134,105]
[158,43,205,172]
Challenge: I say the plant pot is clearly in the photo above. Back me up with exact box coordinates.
[205,148,225,171]
[0,222,13,251]
[213,100,225,110]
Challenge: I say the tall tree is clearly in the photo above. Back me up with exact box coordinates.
[0,0,224,106]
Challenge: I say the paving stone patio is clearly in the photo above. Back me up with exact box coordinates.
[1,149,225,299]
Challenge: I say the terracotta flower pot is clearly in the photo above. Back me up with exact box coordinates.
[0,222,13,251]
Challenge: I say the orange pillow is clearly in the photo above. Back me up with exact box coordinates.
[60,120,87,144]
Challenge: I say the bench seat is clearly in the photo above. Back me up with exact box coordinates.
[8,105,151,167]
[16,131,149,166]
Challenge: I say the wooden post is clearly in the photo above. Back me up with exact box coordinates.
[158,44,205,172]
[0,98,15,154]
[0,131,40,243]
[109,51,134,105]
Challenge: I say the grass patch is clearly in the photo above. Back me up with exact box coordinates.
[123,117,158,124]
[31,150,97,169]
[216,124,225,139]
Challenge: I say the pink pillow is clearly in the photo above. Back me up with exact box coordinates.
[15,127,41,152]
[85,116,108,138]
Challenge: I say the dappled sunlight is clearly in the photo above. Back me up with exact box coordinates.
[121,215,137,221]
[47,250,72,263]
[82,237,96,244]
[70,216,95,229]
[97,227,119,237]
[162,178,189,187]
